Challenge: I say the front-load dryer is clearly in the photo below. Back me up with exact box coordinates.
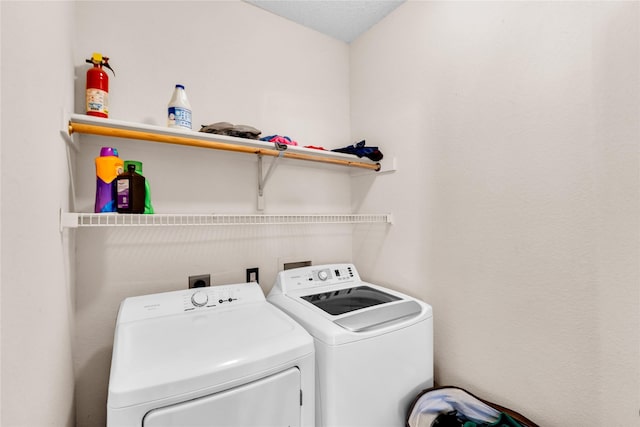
[107,282,314,426]
[267,263,433,427]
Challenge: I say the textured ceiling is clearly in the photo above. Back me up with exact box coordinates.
[244,0,405,43]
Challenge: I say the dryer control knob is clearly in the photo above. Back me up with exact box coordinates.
[191,291,208,307]
[318,270,328,281]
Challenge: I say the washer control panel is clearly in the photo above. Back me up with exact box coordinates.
[276,263,360,291]
[118,282,264,323]
[182,285,242,312]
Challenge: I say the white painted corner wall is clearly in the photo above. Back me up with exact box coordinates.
[1,1,638,426]
[72,2,356,425]
[350,2,639,426]
[1,1,76,426]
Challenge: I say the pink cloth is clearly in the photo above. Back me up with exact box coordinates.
[263,135,298,146]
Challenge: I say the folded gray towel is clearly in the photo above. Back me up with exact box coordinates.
[200,122,261,139]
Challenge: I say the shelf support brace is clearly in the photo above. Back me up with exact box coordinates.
[257,143,287,211]
[59,210,79,232]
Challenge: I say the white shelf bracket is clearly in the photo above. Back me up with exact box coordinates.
[60,109,80,151]
[59,210,79,232]
[60,109,79,212]
[257,143,287,211]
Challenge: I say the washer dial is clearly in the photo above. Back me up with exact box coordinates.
[191,291,208,307]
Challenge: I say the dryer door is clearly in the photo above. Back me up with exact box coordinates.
[143,367,301,427]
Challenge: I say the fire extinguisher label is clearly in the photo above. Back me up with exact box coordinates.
[86,88,109,115]
[168,107,192,129]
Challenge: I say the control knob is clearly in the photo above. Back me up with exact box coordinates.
[318,270,328,281]
[191,291,208,307]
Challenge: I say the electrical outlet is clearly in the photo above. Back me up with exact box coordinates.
[188,274,211,288]
[246,268,259,283]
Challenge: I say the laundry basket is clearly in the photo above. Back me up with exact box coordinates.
[406,386,539,427]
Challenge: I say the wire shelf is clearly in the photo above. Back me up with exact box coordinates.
[61,212,392,229]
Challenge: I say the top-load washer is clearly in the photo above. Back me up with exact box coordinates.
[107,282,314,426]
[267,263,433,427]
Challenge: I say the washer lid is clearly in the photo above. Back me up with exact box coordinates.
[108,288,313,409]
[333,300,423,332]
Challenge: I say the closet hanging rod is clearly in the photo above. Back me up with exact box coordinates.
[68,119,381,171]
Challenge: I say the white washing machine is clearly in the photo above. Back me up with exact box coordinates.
[267,263,433,427]
[107,282,314,426]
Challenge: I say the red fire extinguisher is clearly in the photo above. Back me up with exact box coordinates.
[85,53,115,118]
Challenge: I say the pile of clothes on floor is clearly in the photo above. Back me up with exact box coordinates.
[407,387,539,427]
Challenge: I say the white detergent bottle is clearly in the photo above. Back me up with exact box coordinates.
[167,84,192,130]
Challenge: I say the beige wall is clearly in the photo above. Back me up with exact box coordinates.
[72,2,357,425]
[2,1,638,426]
[1,1,76,426]
[351,1,639,425]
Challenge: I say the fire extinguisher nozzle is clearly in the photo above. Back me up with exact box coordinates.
[104,63,115,76]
